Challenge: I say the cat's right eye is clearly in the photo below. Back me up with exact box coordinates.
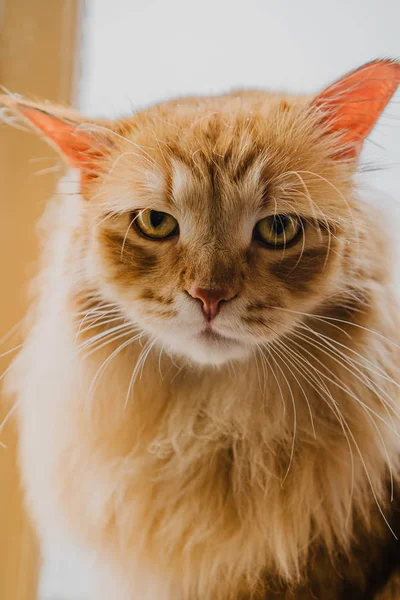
[133,209,179,240]
[254,214,301,248]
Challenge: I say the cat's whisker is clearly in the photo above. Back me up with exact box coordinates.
[78,286,173,394]
[105,150,158,182]
[0,318,25,350]
[74,306,122,322]
[323,223,333,271]
[256,345,271,396]
[73,308,122,327]
[91,210,122,230]
[150,129,170,169]
[252,347,264,395]
[276,171,323,241]
[265,341,358,532]
[0,342,24,360]
[277,329,393,514]
[258,314,392,432]
[298,170,361,260]
[124,336,159,410]
[285,331,396,504]
[139,341,157,381]
[77,322,135,351]
[274,169,358,260]
[264,343,297,485]
[79,123,158,168]
[158,344,165,380]
[75,311,125,341]
[297,321,398,387]
[80,327,141,360]
[85,331,145,406]
[74,312,122,340]
[0,363,13,385]
[293,329,400,471]
[289,329,400,435]
[0,320,24,388]
[265,304,400,350]
[0,399,21,449]
[74,303,122,322]
[299,323,400,396]
[120,212,141,259]
[271,338,316,438]
[73,301,121,318]
[77,314,126,338]
[282,342,398,510]
[300,323,400,390]
[342,416,397,539]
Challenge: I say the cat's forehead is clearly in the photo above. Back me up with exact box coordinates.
[169,155,267,217]
[103,107,274,214]
[125,90,302,163]
[97,92,346,222]
[115,98,292,207]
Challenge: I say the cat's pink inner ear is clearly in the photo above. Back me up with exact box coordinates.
[311,59,400,158]
[1,97,108,174]
[18,106,97,168]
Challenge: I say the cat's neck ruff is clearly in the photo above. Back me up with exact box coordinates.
[16,251,400,593]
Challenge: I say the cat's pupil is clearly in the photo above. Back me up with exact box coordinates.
[150,211,165,228]
[272,216,289,236]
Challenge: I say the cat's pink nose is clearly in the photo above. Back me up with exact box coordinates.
[188,287,236,320]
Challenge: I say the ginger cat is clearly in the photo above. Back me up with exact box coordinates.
[2,59,400,599]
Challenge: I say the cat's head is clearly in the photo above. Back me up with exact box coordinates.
[3,59,399,365]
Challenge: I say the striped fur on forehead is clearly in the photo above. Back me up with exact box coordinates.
[84,91,355,225]
[168,159,267,249]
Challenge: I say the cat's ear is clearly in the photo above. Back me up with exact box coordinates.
[0,95,113,176]
[311,59,400,158]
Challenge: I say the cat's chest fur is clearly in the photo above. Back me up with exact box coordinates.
[15,311,400,599]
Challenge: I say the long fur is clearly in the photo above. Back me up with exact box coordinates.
[4,68,400,598]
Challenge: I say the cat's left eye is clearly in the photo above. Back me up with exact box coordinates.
[255,214,301,248]
[134,209,179,240]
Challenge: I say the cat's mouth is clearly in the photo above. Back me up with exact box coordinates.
[196,327,239,346]
[163,323,249,365]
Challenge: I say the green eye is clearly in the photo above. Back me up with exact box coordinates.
[134,209,179,240]
[255,214,301,247]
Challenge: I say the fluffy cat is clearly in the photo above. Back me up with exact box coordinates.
[2,59,400,599]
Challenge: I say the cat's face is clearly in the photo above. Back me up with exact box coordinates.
[4,60,399,366]
[86,96,353,365]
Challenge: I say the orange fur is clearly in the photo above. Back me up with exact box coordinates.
[3,59,400,598]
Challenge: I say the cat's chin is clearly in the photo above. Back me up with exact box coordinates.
[164,332,251,366]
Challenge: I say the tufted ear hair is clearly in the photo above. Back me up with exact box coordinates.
[0,95,115,179]
[311,58,400,158]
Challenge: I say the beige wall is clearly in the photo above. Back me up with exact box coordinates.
[0,2,80,598]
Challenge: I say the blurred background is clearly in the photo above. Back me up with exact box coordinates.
[1,1,400,599]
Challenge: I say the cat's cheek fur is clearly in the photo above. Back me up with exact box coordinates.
[84,231,345,368]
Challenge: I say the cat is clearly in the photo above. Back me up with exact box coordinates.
[2,59,400,599]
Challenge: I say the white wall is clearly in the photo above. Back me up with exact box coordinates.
[40,0,400,597]
[79,0,400,198]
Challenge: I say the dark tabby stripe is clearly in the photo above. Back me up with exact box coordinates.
[271,247,328,292]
